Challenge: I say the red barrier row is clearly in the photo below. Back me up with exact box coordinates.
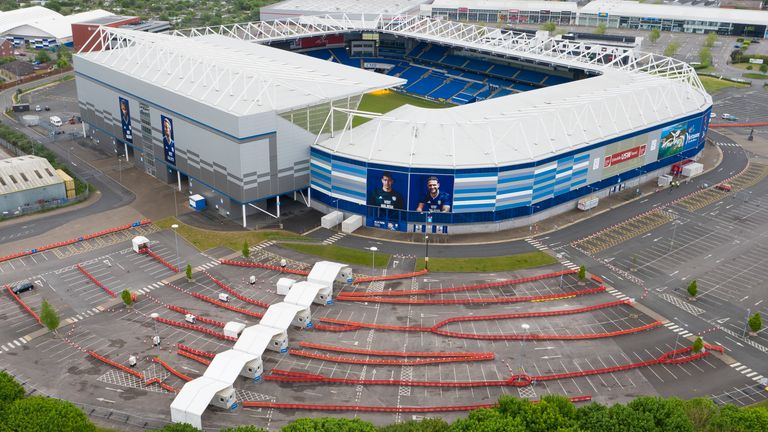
[141,248,179,273]
[242,395,593,413]
[315,299,630,334]
[345,269,577,296]
[289,349,493,366]
[0,220,151,264]
[432,321,663,341]
[153,316,237,342]
[164,281,264,319]
[337,286,605,305]
[178,349,211,365]
[88,350,144,380]
[165,304,226,328]
[159,383,177,393]
[353,269,430,285]
[76,264,116,298]
[4,284,41,323]
[298,342,492,358]
[203,271,270,308]
[178,344,216,359]
[153,357,192,382]
[220,259,310,276]
[88,350,179,392]
[265,343,721,388]
[709,122,768,129]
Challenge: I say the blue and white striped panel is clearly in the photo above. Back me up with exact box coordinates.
[453,172,497,213]
[496,168,534,210]
[331,160,366,205]
[554,156,573,196]
[571,153,590,189]
[531,162,556,202]
[309,152,332,196]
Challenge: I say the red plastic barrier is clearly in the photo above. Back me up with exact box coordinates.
[709,122,768,129]
[298,342,492,358]
[337,286,605,305]
[88,351,144,380]
[76,264,116,297]
[0,219,152,263]
[353,269,430,285]
[220,259,309,276]
[154,316,237,342]
[590,275,604,283]
[289,349,493,366]
[203,271,270,308]
[164,281,264,319]
[177,344,216,359]
[141,248,179,273]
[345,269,576,296]
[178,349,211,365]
[153,357,193,382]
[159,383,177,393]
[165,304,226,328]
[242,396,592,412]
[313,323,361,332]
[431,321,663,341]
[5,284,41,323]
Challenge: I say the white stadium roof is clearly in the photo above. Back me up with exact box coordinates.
[0,6,61,35]
[75,28,404,116]
[581,0,768,26]
[262,0,429,19]
[0,7,113,41]
[429,0,578,13]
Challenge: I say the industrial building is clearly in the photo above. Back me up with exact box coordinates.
[0,155,68,216]
[0,6,113,47]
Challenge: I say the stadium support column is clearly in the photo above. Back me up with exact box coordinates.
[177,171,181,192]
[307,188,311,207]
[242,204,247,228]
[124,142,129,162]
[276,195,281,218]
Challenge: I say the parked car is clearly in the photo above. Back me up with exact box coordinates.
[721,113,738,121]
[44,106,50,111]
[34,105,41,112]
[12,280,34,294]
[710,112,717,119]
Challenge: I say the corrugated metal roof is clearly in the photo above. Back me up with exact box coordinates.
[0,156,63,195]
[0,6,62,35]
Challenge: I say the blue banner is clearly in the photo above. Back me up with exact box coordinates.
[119,97,132,144]
[161,115,176,165]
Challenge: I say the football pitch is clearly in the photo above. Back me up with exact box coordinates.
[353,90,451,126]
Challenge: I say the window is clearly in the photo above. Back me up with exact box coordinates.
[34,170,42,179]
[9,174,17,184]
[20,172,28,182]
[0,176,5,186]
[45,168,53,176]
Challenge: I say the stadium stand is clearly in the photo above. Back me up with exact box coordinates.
[429,79,467,100]
[442,55,467,67]
[464,58,492,73]
[516,69,547,84]
[418,44,448,62]
[463,82,486,95]
[489,64,520,79]
[406,73,445,96]
[398,65,430,83]
[330,47,359,67]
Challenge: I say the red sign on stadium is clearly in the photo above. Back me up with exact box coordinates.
[604,144,646,168]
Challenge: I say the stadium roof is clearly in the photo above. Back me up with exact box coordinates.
[0,9,113,40]
[581,0,768,26]
[0,156,62,195]
[0,6,61,35]
[261,0,429,19]
[429,0,578,12]
[75,28,405,117]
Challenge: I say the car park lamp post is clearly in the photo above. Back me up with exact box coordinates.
[171,224,180,266]
[424,235,430,271]
[150,313,159,350]
[369,247,378,274]
[520,323,530,374]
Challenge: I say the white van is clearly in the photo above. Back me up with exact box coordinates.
[49,116,62,127]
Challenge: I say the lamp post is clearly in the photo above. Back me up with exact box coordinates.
[171,224,179,266]
[520,323,530,373]
[669,220,680,252]
[424,235,430,270]
[369,246,378,274]
[150,313,160,351]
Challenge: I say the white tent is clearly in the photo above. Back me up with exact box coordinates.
[170,377,232,429]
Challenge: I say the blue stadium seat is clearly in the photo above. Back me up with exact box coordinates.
[461,72,487,81]
[406,74,446,96]
[543,75,571,85]
[387,63,408,76]
[379,47,406,58]
[487,77,513,88]
[406,42,429,58]
[491,88,514,98]
[475,86,493,99]
[429,79,467,100]
[489,64,520,78]
[515,69,547,84]
[452,93,476,104]
[463,82,485,95]
[330,48,360,67]
[419,45,449,62]
[442,55,468,67]
[398,66,431,85]
[464,59,492,73]
[304,49,334,61]
[512,83,537,92]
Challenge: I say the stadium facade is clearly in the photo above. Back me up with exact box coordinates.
[75,15,711,233]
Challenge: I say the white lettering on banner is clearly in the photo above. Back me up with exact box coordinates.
[650,139,657,152]
[593,158,600,170]
[686,132,701,145]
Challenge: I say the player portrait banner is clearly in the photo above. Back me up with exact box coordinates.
[408,173,454,213]
[161,115,176,165]
[118,97,132,144]
[366,168,408,210]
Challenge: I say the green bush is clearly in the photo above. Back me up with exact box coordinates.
[0,396,95,432]
[0,371,25,406]
[747,65,754,70]
[282,418,377,432]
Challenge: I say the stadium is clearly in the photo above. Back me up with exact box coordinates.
[75,15,711,233]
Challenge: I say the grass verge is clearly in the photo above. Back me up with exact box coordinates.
[698,76,750,94]
[415,251,558,272]
[743,72,768,79]
[353,90,450,127]
[750,399,768,410]
[154,217,306,251]
[279,242,390,268]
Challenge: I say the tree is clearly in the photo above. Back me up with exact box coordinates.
[40,300,60,333]
[281,417,377,432]
[626,397,693,432]
[219,427,266,432]
[0,371,24,406]
[748,312,762,333]
[664,41,681,57]
[55,58,69,69]
[0,396,96,432]
[541,22,556,32]
[378,418,449,432]
[155,424,201,431]
[682,398,717,432]
[649,29,661,44]
[693,337,703,353]
[705,32,717,48]
[34,50,51,64]
[596,23,607,35]
[687,280,698,298]
[450,408,526,432]
[121,289,133,308]
[761,64,768,74]
[699,47,712,67]
[185,264,193,281]
[578,265,586,281]
[242,240,250,258]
